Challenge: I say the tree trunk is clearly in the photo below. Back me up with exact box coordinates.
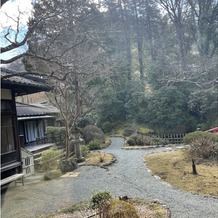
[74,129,82,160]
[133,0,144,86]
[74,72,82,117]
[74,71,82,160]
[65,122,70,159]
[119,0,132,81]
[145,0,155,60]
[175,26,187,70]
[192,159,198,175]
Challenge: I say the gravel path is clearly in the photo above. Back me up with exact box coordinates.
[1,137,218,218]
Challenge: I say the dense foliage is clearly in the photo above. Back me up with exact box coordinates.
[90,191,139,218]
[81,125,106,144]
[183,131,218,144]
[46,126,66,144]
[21,0,218,134]
[127,134,168,146]
[39,147,62,171]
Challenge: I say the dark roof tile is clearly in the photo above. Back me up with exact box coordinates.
[16,102,59,117]
[1,68,52,95]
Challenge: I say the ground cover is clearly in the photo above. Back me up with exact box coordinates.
[39,198,167,218]
[144,150,218,196]
[111,122,152,137]
[84,151,115,166]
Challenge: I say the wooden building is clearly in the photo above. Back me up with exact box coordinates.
[16,102,59,146]
[1,68,51,184]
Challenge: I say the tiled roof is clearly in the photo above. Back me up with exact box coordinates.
[31,103,60,114]
[1,68,52,95]
[16,102,59,117]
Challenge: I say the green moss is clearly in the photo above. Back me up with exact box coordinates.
[44,169,62,180]
[108,199,139,218]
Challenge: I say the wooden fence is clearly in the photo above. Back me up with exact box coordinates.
[149,133,186,144]
[137,131,186,144]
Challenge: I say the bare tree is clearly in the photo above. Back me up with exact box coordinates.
[25,0,110,159]
[159,0,188,70]
[118,0,132,81]
[187,0,218,57]
[0,0,68,80]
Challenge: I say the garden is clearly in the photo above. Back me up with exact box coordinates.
[33,122,218,218]
[145,131,218,196]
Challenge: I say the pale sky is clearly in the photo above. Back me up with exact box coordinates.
[0,0,33,61]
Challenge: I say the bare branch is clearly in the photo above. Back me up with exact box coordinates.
[1,7,65,54]
[1,22,36,53]
[58,37,87,58]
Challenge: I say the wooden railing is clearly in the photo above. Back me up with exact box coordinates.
[137,131,186,144]
[149,133,186,144]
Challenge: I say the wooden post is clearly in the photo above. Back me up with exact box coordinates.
[19,135,25,148]
[192,159,198,175]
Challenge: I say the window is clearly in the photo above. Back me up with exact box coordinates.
[1,116,16,153]
[1,100,13,113]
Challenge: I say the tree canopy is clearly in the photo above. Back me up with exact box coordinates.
[1,0,218,133]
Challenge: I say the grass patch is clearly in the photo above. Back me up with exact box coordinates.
[102,138,111,148]
[132,199,166,218]
[138,126,152,134]
[144,150,218,196]
[85,151,114,166]
[112,122,152,137]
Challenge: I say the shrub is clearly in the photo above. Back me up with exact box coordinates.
[88,140,102,150]
[58,158,78,173]
[58,127,66,139]
[44,169,62,180]
[46,126,66,144]
[77,117,94,128]
[183,131,218,144]
[131,135,144,145]
[91,191,112,217]
[81,145,90,158]
[150,136,168,145]
[82,125,106,144]
[46,126,56,137]
[127,134,168,146]
[90,192,139,218]
[188,138,218,160]
[107,199,139,218]
[101,121,114,133]
[123,127,135,137]
[40,147,61,172]
[137,127,153,134]
[212,144,218,160]
[91,191,112,209]
[142,136,153,145]
[127,138,136,146]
